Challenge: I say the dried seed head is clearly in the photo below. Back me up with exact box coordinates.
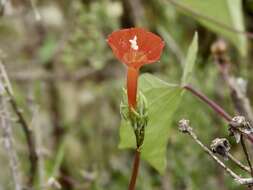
[178,119,192,133]
[231,116,247,127]
[229,116,253,143]
[210,138,230,160]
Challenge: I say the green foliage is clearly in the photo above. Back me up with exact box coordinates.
[181,32,198,85]
[119,33,198,173]
[177,0,247,56]
[60,1,121,70]
[119,74,182,173]
[0,1,250,189]
[48,142,65,177]
[38,36,58,64]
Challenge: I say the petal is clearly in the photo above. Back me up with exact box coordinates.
[132,28,164,67]
[138,30,164,63]
[107,28,164,67]
[145,41,165,63]
[107,29,131,64]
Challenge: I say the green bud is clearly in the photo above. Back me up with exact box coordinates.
[120,89,148,148]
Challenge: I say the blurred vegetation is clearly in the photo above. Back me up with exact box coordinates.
[0,0,253,190]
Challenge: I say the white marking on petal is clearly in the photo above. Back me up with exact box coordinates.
[129,35,139,50]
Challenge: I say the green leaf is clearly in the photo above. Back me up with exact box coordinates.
[45,140,65,178]
[119,121,136,149]
[50,142,65,177]
[119,74,182,173]
[176,0,247,56]
[39,36,58,64]
[181,32,198,85]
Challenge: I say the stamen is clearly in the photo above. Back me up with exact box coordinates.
[129,35,139,50]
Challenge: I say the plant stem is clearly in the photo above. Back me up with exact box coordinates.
[0,63,38,186]
[241,135,253,177]
[0,96,22,190]
[178,120,253,185]
[5,85,38,185]
[228,153,250,174]
[183,85,253,143]
[183,124,241,182]
[183,85,232,122]
[128,149,141,190]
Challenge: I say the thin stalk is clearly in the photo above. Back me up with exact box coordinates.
[241,135,253,177]
[0,63,38,186]
[228,153,250,174]
[128,149,141,190]
[183,85,232,121]
[178,120,253,185]
[193,134,253,185]
[0,96,22,190]
[5,85,38,185]
[185,127,241,182]
[183,85,253,143]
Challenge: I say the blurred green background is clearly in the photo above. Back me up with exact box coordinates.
[0,0,253,189]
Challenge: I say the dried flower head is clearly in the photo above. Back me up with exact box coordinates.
[178,119,192,133]
[210,138,230,160]
[229,116,253,143]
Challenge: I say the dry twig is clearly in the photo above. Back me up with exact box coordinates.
[0,94,22,190]
[228,153,251,174]
[178,119,253,186]
[0,62,38,186]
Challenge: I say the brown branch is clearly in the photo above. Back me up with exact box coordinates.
[183,85,232,122]
[6,86,38,185]
[0,63,38,187]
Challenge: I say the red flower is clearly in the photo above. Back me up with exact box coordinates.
[107,28,164,108]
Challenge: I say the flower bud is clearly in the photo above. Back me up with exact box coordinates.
[120,89,148,147]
